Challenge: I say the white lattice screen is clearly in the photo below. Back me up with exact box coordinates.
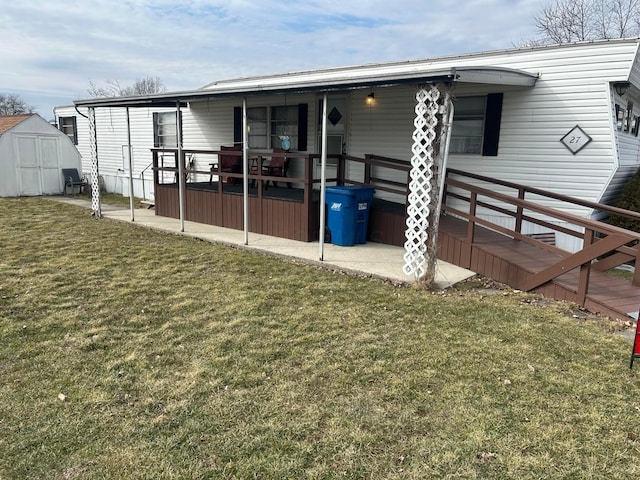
[88,107,102,218]
[403,84,444,280]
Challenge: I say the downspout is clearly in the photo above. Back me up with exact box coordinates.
[242,97,249,245]
[438,91,454,208]
[318,93,328,261]
[176,101,185,232]
[125,107,135,222]
[74,105,88,119]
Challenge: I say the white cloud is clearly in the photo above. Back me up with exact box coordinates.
[0,0,544,118]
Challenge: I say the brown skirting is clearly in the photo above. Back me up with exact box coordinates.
[155,184,320,242]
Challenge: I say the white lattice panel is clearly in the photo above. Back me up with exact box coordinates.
[403,85,441,279]
[89,108,102,218]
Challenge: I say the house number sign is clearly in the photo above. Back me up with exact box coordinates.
[560,125,592,154]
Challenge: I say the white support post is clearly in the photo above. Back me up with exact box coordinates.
[126,107,135,222]
[318,94,328,261]
[176,102,185,232]
[242,97,249,245]
[88,106,102,218]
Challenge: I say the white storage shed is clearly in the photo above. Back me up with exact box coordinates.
[0,114,83,197]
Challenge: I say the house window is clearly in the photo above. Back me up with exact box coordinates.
[234,104,308,151]
[59,116,77,145]
[153,112,177,147]
[450,93,503,156]
[247,107,268,149]
[450,96,486,154]
[244,106,299,149]
[270,105,298,150]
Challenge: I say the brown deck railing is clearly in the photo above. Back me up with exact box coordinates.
[152,148,318,188]
[336,154,411,197]
[151,148,410,194]
[150,148,411,242]
[443,169,640,301]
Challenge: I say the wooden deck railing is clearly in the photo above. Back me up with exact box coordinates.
[151,148,411,198]
[443,169,640,301]
[151,148,319,188]
[344,154,411,197]
[149,148,411,243]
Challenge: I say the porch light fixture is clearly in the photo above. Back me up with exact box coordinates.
[614,81,631,97]
[365,92,376,106]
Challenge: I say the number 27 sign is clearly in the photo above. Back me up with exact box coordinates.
[561,125,592,154]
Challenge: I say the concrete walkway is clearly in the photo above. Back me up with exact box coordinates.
[49,197,475,289]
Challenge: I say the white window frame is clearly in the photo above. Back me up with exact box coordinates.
[154,112,177,148]
[450,96,486,155]
[59,116,77,145]
[247,107,268,149]
[270,105,298,149]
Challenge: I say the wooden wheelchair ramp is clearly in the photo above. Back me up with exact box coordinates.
[438,215,639,320]
[438,169,640,321]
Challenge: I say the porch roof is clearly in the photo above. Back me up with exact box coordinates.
[73,65,538,109]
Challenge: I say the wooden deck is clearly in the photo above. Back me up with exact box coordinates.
[438,215,640,321]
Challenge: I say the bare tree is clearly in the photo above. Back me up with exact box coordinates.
[87,76,167,98]
[0,93,35,115]
[532,0,640,44]
[610,0,640,36]
[125,77,166,96]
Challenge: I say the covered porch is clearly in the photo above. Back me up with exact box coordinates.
[76,63,538,280]
[151,148,410,245]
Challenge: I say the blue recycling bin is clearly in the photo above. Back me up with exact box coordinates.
[325,186,375,246]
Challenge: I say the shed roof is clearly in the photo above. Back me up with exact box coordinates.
[0,114,32,135]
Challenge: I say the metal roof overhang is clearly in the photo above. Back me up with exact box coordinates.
[73,66,538,109]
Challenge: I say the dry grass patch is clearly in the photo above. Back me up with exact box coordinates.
[1,197,639,479]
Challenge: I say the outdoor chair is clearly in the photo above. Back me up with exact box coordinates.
[61,168,88,195]
[263,148,290,189]
[210,145,242,184]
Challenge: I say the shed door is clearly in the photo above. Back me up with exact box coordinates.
[16,135,62,196]
[39,137,61,194]
[16,136,41,196]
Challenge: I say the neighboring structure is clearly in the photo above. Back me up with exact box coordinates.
[55,39,640,253]
[0,114,82,197]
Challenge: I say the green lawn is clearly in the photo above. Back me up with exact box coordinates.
[1,197,639,479]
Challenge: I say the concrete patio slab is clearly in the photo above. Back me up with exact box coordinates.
[48,197,475,289]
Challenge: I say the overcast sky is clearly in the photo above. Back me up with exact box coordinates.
[0,0,545,119]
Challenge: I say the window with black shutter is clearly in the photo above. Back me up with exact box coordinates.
[233,103,308,150]
[59,116,77,145]
[450,93,503,156]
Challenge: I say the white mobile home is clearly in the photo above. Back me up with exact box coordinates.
[57,39,640,250]
[0,114,82,197]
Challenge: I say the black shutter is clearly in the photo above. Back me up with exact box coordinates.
[233,106,242,145]
[298,103,308,151]
[153,112,160,147]
[482,93,503,156]
[72,116,78,145]
[177,110,183,146]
